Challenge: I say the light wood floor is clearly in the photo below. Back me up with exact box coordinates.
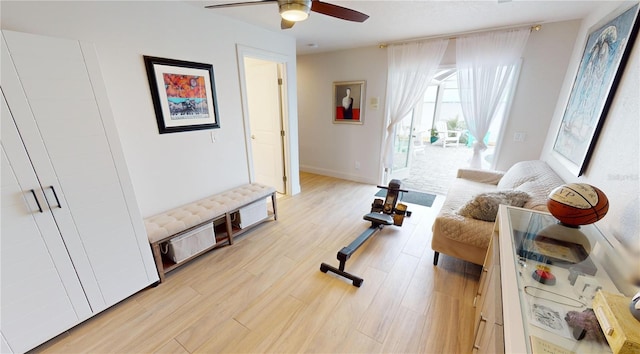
[34,173,481,353]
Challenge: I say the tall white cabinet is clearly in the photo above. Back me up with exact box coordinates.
[1,30,158,353]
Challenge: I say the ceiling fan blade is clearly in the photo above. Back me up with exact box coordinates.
[281,19,295,29]
[205,0,276,9]
[310,0,369,22]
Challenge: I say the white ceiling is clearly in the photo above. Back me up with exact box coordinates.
[197,1,612,55]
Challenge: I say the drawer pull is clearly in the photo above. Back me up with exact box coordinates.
[30,189,43,213]
[473,315,488,350]
[48,186,62,209]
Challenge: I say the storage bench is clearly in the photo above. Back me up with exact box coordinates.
[144,183,277,282]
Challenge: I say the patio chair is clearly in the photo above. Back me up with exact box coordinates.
[436,121,462,148]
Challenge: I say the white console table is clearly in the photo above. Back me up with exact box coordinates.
[472,205,637,353]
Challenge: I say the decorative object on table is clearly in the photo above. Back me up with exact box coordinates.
[593,291,640,354]
[530,336,576,354]
[552,3,639,176]
[573,274,602,301]
[333,80,365,124]
[530,301,574,339]
[516,227,597,276]
[143,56,220,134]
[568,267,585,285]
[564,308,608,343]
[547,183,609,227]
[533,264,557,285]
[524,286,587,309]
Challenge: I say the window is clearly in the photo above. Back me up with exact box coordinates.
[391,64,520,184]
[422,71,467,137]
[414,67,519,167]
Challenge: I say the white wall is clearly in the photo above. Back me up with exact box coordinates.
[1,1,299,216]
[297,20,581,184]
[297,46,387,184]
[495,20,581,170]
[541,2,640,252]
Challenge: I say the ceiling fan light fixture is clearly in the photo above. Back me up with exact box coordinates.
[279,3,310,22]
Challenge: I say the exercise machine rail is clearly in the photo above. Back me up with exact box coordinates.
[320,179,410,287]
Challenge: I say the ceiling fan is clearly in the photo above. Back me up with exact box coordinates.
[205,0,369,29]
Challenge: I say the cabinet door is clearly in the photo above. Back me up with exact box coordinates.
[474,233,496,332]
[2,30,156,311]
[473,231,503,353]
[0,96,90,353]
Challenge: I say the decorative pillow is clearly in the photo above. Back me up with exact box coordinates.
[515,181,552,211]
[458,190,530,222]
[496,160,551,189]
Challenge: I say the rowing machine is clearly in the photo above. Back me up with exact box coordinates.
[320,179,410,287]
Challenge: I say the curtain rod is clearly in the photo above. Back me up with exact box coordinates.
[379,24,542,48]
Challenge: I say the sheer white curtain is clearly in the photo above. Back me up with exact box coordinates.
[383,39,449,170]
[456,28,530,168]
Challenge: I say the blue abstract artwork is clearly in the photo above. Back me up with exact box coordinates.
[553,4,639,176]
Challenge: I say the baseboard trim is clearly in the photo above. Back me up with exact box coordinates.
[299,165,378,185]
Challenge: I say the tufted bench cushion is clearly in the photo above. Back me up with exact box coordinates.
[144,183,275,243]
[145,183,277,282]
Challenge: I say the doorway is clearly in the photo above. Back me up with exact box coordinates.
[391,67,520,195]
[389,111,417,181]
[241,57,287,194]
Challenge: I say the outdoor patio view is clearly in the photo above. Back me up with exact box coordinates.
[393,69,513,195]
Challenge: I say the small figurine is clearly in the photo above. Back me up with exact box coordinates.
[565,309,607,343]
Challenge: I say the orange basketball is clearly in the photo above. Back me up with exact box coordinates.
[547,183,608,227]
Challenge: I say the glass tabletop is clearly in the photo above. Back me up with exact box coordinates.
[505,207,635,353]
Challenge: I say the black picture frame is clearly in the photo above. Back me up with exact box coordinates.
[552,3,639,176]
[143,55,220,134]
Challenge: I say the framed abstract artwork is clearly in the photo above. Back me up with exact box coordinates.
[143,56,220,134]
[333,80,365,124]
[552,3,639,176]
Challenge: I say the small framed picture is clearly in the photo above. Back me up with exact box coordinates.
[143,55,220,134]
[333,80,365,124]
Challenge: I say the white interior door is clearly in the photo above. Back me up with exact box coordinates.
[2,30,154,310]
[244,57,286,193]
[1,95,90,353]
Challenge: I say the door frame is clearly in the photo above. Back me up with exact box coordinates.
[236,45,291,195]
[389,110,417,181]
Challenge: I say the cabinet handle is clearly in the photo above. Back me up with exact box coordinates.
[473,314,488,350]
[30,189,43,213]
[48,186,62,209]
